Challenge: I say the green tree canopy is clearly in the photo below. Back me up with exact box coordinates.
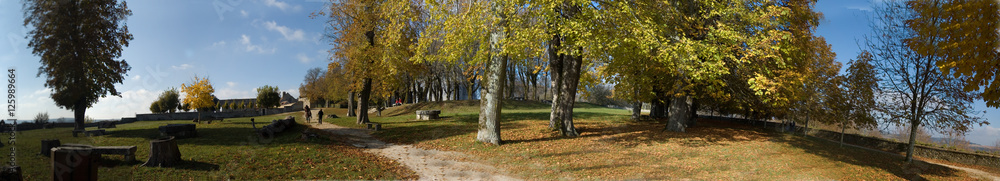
[257,85,281,108]
[23,0,133,130]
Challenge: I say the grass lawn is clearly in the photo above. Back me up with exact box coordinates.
[327,100,977,180]
[0,112,415,180]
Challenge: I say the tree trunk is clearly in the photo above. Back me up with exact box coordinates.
[521,68,529,100]
[73,101,86,131]
[632,87,641,121]
[347,91,356,117]
[357,78,372,124]
[143,137,181,167]
[840,122,846,147]
[665,94,691,132]
[688,98,699,127]
[548,34,563,130]
[632,102,641,121]
[477,10,506,145]
[906,114,920,162]
[558,54,582,137]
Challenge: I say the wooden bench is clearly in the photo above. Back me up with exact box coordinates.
[93,146,138,162]
[97,121,117,128]
[55,144,137,163]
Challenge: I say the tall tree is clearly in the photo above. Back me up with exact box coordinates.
[323,0,418,124]
[23,0,133,131]
[864,0,985,162]
[181,76,215,120]
[414,0,545,144]
[843,51,880,131]
[256,85,281,108]
[299,67,326,104]
[906,0,999,107]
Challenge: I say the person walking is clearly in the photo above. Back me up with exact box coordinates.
[304,105,312,123]
[317,109,324,125]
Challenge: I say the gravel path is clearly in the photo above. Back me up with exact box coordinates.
[305,111,520,181]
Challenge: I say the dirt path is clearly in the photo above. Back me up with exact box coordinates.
[304,111,519,181]
[920,159,1000,181]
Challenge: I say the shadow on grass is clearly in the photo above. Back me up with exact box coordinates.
[103,124,325,147]
[783,136,963,180]
[506,118,778,147]
[689,118,962,180]
[173,160,221,171]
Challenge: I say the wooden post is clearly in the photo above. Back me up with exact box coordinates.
[51,147,99,181]
[40,139,60,157]
[143,137,181,167]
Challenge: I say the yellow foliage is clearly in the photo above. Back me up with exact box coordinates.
[181,76,215,111]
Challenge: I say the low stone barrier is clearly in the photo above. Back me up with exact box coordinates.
[159,124,197,139]
[416,110,441,120]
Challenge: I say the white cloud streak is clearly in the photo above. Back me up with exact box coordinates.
[263,21,306,42]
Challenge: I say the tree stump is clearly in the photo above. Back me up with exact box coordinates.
[40,139,61,157]
[143,137,181,167]
[51,147,99,181]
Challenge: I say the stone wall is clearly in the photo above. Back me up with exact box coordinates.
[135,108,288,121]
[703,115,1000,169]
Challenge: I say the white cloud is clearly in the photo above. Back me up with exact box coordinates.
[211,40,227,48]
[227,81,238,87]
[131,75,142,81]
[263,0,302,12]
[171,64,193,70]
[263,21,306,41]
[240,34,276,54]
[216,88,255,99]
[846,6,872,12]
[87,88,160,118]
[297,53,312,63]
[240,10,249,17]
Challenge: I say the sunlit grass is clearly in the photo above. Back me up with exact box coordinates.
[329,100,975,180]
[1,112,414,180]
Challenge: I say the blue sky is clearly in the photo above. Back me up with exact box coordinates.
[0,0,329,120]
[0,0,997,145]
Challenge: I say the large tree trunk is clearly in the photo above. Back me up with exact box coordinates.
[665,95,691,132]
[558,53,582,137]
[347,91,356,117]
[632,87,641,121]
[357,78,372,124]
[477,11,506,145]
[521,68,529,100]
[73,101,86,131]
[143,137,181,167]
[548,34,563,130]
[906,113,920,162]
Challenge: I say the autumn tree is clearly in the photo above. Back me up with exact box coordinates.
[181,76,215,119]
[906,0,1000,107]
[864,0,986,162]
[323,62,351,106]
[322,0,418,124]
[23,0,133,131]
[842,51,880,131]
[256,85,281,108]
[300,67,326,105]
